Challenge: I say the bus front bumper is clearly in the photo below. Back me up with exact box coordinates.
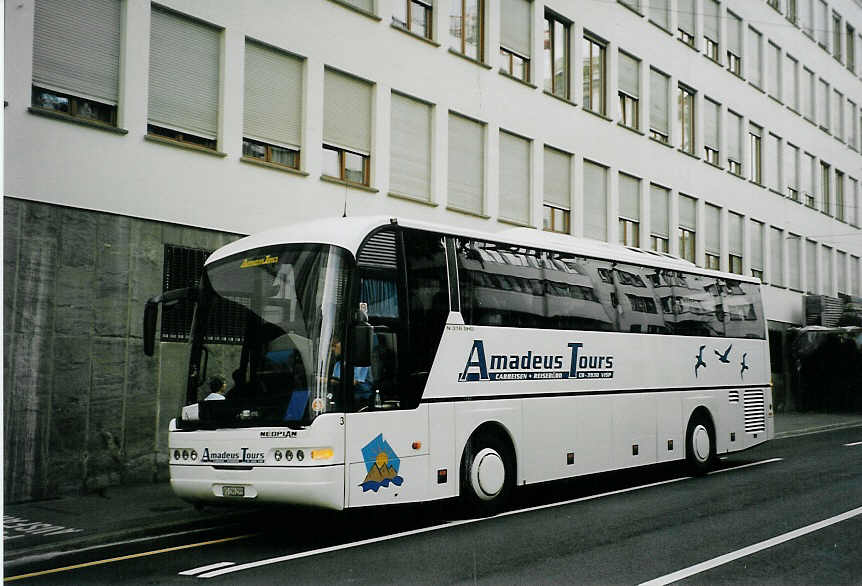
[169,463,345,510]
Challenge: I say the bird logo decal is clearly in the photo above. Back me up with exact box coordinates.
[694,345,707,378]
[740,353,749,379]
[714,344,733,364]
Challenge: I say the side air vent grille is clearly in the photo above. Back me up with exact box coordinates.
[357,230,398,269]
[743,390,766,433]
[728,390,740,403]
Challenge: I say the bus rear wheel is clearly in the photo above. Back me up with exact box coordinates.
[460,432,514,517]
[685,412,716,475]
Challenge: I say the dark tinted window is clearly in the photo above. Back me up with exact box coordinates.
[453,237,764,339]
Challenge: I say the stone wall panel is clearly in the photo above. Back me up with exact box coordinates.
[3,199,241,501]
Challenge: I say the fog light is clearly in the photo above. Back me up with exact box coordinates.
[285,450,293,462]
[182,450,189,461]
[297,450,304,462]
[274,450,283,462]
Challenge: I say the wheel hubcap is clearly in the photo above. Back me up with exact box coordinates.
[692,424,711,462]
[471,448,505,500]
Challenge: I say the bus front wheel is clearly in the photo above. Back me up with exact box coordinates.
[685,412,716,475]
[460,432,514,516]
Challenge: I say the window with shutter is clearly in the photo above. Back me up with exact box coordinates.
[729,212,743,274]
[804,152,816,208]
[768,43,781,101]
[806,240,817,293]
[787,235,801,290]
[31,0,121,127]
[448,112,485,214]
[727,111,743,175]
[784,54,798,111]
[649,0,669,31]
[543,146,571,234]
[650,184,669,252]
[242,41,303,169]
[727,12,743,75]
[148,7,221,149]
[748,28,762,88]
[677,0,695,47]
[818,79,829,130]
[618,173,640,247]
[785,143,799,201]
[767,133,781,193]
[704,204,720,270]
[703,0,720,61]
[583,160,608,242]
[704,99,720,164]
[618,52,640,130]
[499,131,531,225]
[499,0,531,81]
[649,69,669,142]
[769,227,784,286]
[678,195,696,263]
[751,221,764,280]
[803,68,815,121]
[390,93,432,201]
[322,68,373,186]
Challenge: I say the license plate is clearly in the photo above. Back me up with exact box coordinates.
[222,485,245,497]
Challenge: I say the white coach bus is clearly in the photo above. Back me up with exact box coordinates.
[143,216,773,513]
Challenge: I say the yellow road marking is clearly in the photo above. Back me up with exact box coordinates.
[4,534,256,581]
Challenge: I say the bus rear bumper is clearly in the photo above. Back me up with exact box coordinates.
[170,463,345,510]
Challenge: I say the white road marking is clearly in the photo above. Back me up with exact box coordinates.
[638,506,862,586]
[844,441,862,447]
[708,457,782,475]
[775,421,862,440]
[196,458,782,579]
[179,561,235,576]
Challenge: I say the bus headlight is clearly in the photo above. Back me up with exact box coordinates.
[174,450,181,461]
[274,450,283,462]
[297,450,304,462]
[190,450,198,461]
[285,450,293,462]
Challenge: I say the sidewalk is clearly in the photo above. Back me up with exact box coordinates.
[3,482,257,565]
[5,411,862,565]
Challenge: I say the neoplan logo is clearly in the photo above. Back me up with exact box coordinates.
[458,339,614,382]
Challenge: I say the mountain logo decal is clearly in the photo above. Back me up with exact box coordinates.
[360,433,404,492]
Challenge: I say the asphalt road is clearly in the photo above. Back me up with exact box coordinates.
[7,427,861,585]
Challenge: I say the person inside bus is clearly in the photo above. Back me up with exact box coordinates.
[329,338,373,406]
[204,375,227,400]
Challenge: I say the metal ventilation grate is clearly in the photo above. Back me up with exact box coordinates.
[728,390,740,403]
[743,389,766,433]
[357,230,398,269]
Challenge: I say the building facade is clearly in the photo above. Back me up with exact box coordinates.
[4,0,862,501]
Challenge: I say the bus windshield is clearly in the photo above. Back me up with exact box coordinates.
[183,244,352,429]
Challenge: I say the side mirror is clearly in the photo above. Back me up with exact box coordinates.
[350,322,373,367]
[143,300,158,356]
[142,287,197,357]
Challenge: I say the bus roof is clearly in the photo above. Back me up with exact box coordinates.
[206,215,761,283]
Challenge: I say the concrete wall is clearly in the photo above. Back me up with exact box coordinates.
[3,198,240,502]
